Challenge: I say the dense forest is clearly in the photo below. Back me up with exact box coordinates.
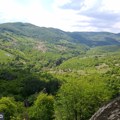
[0,22,120,120]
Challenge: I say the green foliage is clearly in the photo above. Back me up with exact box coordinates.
[21,77,45,97]
[87,45,120,55]
[0,49,13,63]
[0,61,61,101]
[54,78,112,120]
[0,97,24,120]
[105,74,120,97]
[0,22,120,120]
[59,56,99,70]
[29,93,54,120]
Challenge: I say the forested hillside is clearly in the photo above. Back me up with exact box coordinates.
[0,22,120,120]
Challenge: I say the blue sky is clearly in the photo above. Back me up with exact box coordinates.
[0,0,120,33]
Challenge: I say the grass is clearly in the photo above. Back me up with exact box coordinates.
[0,49,14,63]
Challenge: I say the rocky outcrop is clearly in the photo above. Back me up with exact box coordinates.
[90,97,120,120]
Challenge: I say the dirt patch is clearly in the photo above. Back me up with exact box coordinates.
[55,45,67,51]
[35,42,47,53]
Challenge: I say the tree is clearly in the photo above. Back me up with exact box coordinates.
[21,77,45,97]
[54,78,112,120]
[29,93,54,120]
[0,97,24,120]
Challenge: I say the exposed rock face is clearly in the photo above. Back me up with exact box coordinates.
[90,97,120,120]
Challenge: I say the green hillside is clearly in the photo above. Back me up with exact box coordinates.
[0,22,120,68]
[58,52,120,73]
[0,22,120,120]
[0,22,120,46]
[0,49,14,63]
[87,45,120,55]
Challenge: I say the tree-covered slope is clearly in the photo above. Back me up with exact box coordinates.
[0,22,120,46]
[0,22,120,120]
[0,22,120,67]
[67,32,120,46]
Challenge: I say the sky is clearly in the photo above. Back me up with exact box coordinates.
[0,0,120,33]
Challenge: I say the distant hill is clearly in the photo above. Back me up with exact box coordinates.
[0,22,120,67]
[0,22,120,46]
[0,22,120,120]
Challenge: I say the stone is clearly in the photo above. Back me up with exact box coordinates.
[90,97,120,120]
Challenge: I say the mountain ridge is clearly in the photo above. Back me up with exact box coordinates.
[0,22,120,47]
[0,22,120,120]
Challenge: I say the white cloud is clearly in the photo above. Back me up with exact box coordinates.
[51,0,93,31]
[0,0,120,32]
[54,0,120,32]
[52,0,71,8]
[102,0,120,12]
[0,0,25,21]
[81,0,98,11]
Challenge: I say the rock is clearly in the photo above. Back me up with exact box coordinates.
[90,97,120,120]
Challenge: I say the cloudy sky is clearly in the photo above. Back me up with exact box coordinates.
[0,0,120,33]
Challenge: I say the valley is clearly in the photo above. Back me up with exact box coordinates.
[0,22,120,120]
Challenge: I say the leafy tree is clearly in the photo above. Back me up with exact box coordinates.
[21,77,45,97]
[29,93,54,120]
[0,97,24,120]
[106,76,120,97]
[54,78,111,120]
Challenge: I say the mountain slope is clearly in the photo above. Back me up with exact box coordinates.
[0,22,120,46]
[0,22,120,120]
[0,22,120,68]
